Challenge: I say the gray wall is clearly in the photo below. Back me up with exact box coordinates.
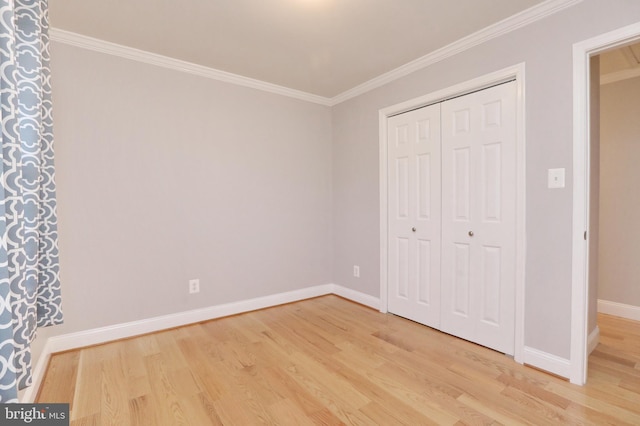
[599,75,640,308]
[39,42,333,344]
[332,0,640,360]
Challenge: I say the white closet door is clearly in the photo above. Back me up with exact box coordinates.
[387,104,442,328]
[440,81,517,355]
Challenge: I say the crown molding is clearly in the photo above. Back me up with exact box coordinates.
[330,0,583,105]
[49,28,333,107]
[50,0,581,107]
[600,67,640,85]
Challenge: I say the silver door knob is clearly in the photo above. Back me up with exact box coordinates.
[412,227,416,232]
[468,231,474,237]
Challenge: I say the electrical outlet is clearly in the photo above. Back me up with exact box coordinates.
[353,265,360,278]
[189,279,200,294]
[548,168,565,189]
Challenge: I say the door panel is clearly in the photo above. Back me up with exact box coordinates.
[453,147,471,221]
[387,104,441,328]
[396,157,409,218]
[417,153,432,220]
[396,237,409,298]
[417,239,431,304]
[483,143,502,221]
[441,81,517,355]
[453,243,471,316]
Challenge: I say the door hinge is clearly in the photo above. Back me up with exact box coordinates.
[584,231,587,240]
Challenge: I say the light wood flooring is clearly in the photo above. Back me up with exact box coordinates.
[37,295,640,425]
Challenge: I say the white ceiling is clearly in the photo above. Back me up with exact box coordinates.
[49,0,546,98]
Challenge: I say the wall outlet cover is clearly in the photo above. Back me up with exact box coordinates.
[548,168,565,189]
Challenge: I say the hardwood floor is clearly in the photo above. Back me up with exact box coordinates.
[37,296,640,425]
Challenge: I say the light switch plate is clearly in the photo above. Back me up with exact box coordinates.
[548,168,565,189]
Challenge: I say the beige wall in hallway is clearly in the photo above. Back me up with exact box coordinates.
[599,75,640,308]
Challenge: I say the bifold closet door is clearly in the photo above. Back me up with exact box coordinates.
[440,81,517,355]
[387,104,442,328]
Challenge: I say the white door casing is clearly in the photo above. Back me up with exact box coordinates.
[387,104,442,328]
[440,81,517,355]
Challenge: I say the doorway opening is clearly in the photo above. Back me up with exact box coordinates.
[571,22,640,385]
[596,43,640,321]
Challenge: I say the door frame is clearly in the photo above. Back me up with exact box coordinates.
[379,63,526,363]
[571,22,640,386]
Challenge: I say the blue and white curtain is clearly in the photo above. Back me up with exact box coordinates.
[0,0,62,402]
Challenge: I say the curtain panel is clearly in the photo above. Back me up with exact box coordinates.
[0,0,62,402]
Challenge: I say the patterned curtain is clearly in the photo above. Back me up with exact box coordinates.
[0,0,62,402]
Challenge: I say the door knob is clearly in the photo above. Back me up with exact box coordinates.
[468,231,474,237]
[412,227,416,232]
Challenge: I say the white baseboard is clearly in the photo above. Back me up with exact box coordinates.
[587,325,600,355]
[45,284,335,354]
[597,299,640,322]
[331,285,380,310]
[23,284,380,402]
[522,346,571,379]
[22,337,55,403]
